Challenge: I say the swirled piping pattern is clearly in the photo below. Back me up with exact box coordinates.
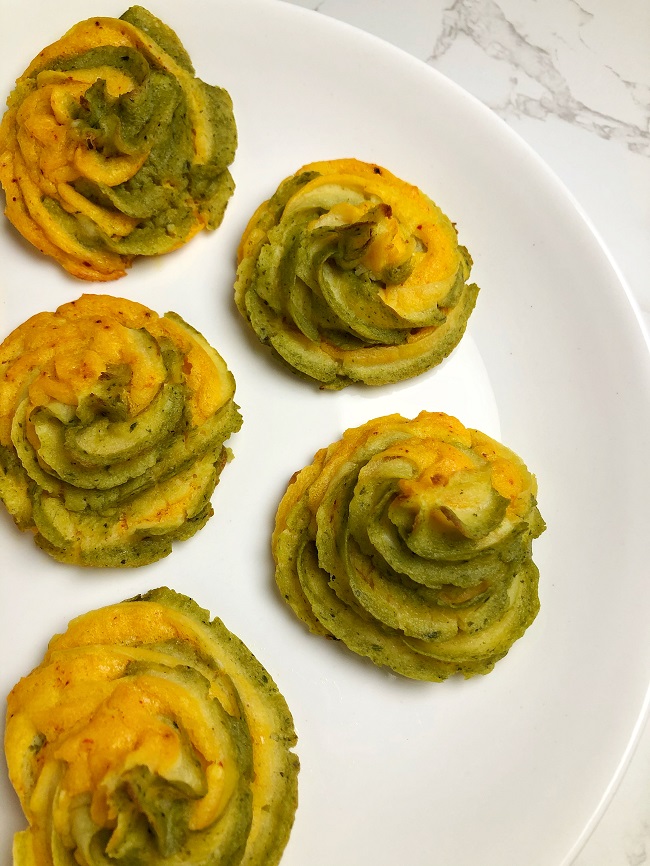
[274,411,545,680]
[236,159,478,388]
[0,6,237,280]
[0,294,241,566]
[5,588,299,866]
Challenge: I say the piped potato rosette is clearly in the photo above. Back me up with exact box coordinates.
[0,6,237,280]
[273,412,545,680]
[235,158,478,389]
[0,294,242,567]
[5,587,299,866]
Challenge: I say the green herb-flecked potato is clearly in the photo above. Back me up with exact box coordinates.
[235,158,478,389]
[273,412,545,680]
[0,294,241,566]
[5,587,299,866]
[0,6,237,280]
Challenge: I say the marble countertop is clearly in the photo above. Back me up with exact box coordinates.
[279,1,650,864]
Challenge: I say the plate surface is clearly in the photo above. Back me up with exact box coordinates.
[1,1,650,864]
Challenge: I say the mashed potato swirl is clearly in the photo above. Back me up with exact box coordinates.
[0,294,241,566]
[274,412,545,680]
[235,159,478,389]
[5,588,299,866]
[0,6,237,280]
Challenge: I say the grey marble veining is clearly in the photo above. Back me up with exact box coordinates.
[429,0,650,156]
[289,0,650,157]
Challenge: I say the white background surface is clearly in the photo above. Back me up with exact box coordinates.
[278,2,650,863]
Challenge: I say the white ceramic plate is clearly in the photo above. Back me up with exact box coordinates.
[1,1,650,864]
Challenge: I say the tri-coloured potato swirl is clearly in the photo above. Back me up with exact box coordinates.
[0,6,237,280]
[5,587,299,866]
[0,294,242,566]
[235,158,478,389]
[274,412,545,680]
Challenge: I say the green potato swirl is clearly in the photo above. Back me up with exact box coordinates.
[0,294,242,567]
[235,158,478,389]
[5,588,299,866]
[0,6,236,280]
[273,412,545,680]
